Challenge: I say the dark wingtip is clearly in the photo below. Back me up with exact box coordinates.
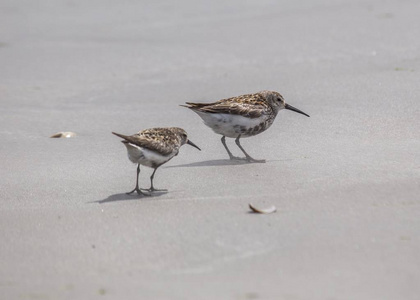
[112,132,127,139]
[180,104,196,109]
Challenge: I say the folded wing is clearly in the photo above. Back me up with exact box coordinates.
[112,128,178,156]
[185,93,269,118]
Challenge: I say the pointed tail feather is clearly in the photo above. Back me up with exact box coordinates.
[112,132,130,140]
[180,102,211,110]
[185,102,210,107]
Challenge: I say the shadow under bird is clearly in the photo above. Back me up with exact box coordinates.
[112,127,201,196]
[182,90,309,162]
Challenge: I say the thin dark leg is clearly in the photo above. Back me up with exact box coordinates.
[141,167,168,193]
[235,136,266,163]
[126,164,148,196]
[221,136,245,160]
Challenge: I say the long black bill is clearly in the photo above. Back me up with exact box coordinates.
[285,103,310,117]
[187,140,201,151]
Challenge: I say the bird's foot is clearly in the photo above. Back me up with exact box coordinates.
[229,155,248,161]
[245,157,266,163]
[126,188,150,196]
[229,155,265,163]
[141,187,168,193]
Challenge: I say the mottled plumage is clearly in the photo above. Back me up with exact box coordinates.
[185,93,269,118]
[182,90,309,162]
[114,128,185,157]
[112,127,200,195]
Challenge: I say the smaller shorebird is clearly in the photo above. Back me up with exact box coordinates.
[182,90,309,162]
[112,127,200,195]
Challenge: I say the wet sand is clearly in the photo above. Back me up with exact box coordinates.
[1,0,419,299]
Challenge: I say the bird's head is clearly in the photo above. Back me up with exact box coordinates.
[260,90,310,117]
[169,127,201,151]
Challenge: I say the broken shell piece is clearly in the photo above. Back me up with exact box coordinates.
[249,203,277,214]
[50,132,76,138]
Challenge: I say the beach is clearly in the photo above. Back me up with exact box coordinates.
[1,0,420,299]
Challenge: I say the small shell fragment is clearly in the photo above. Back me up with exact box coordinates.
[249,203,277,214]
[50,132,76,138]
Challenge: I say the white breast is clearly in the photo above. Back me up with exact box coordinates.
[195,111,268,138]
[124,143,176,168]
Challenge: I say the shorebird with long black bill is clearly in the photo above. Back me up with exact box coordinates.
[112,127,201,195]
[182,90,309,163]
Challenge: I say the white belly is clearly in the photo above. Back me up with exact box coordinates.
[195,112,269,138]
[124,143,176,168]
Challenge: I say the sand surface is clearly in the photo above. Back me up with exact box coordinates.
[1,0,420,299]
